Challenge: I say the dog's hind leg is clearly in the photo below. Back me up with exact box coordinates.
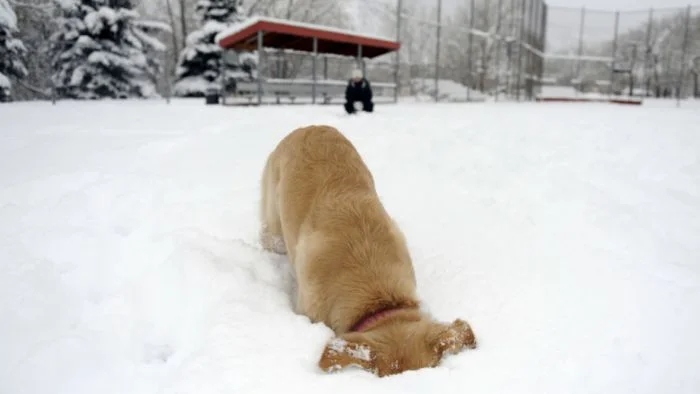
[259,156,287,255]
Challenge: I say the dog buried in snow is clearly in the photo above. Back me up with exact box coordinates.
[259,125,477,377]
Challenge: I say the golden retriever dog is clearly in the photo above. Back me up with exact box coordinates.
[259,125,477,377]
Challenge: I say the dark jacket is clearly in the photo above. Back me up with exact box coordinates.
[345,78,373,103]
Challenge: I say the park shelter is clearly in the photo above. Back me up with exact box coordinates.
[215,17,401,105]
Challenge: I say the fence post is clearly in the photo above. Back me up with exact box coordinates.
[575,7,586,89]
[394,0,402,103]
[434,0,442,102]
[610,11,620,98]
[506,0,517,98]
[516,0,526,101]
[540,1,548,93]
[467,0,475,101]
[677,5,692,107]
[641,8,653,97]
[527,0,537,100]
[494,0,503,102]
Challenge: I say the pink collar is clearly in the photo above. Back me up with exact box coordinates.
[350,307,408,332]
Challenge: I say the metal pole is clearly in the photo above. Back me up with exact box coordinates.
[641,8,653,98]
[323,56,328,80]
[494,0,503,102]
[357,44,363,74]
[629,44,638,97]
[610,11,620,98]
[516,0,526,101]
[434,0,442,102]
[506,0,516,98]
[531,0,544,99]
[540,2,548,90]
[467,0,475,101]
[312,36,317,104]
[677,5,692,107]
[394,0,402,103]
[257,30,263,105]
[575,7,586,91]
[527,0,537,100]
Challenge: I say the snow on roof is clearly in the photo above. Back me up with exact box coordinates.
[215,16,397,47]
[0,0,18,30]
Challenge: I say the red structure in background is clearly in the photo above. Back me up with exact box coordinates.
[215,17,401,105]
[217,17,400,58]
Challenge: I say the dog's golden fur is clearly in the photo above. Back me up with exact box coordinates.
[259,125,476,377]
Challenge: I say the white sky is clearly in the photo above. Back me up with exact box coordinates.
[545,0,695,10]
[434,0,697,11]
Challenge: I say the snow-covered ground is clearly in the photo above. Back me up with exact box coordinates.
[2,99,699,394]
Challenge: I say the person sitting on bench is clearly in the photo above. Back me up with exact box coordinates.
[344,68,374,114]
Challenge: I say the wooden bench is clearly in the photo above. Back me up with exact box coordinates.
[223,79,396,105]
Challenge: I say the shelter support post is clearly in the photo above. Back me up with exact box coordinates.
[312,36,318,104]
[323,56,328,80]
[257,30,264,105]
[357,45,365,75]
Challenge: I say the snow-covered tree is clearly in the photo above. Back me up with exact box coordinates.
[173,0,255,97]
[50,0,170,99]
[0,0,28,102]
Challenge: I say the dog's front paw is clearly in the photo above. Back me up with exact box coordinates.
[318,337,377,375]
[433,318,477,355]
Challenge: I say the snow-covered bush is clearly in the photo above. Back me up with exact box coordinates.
[50,0,169,99]
[0,0,28,102]
[173,0,255,97]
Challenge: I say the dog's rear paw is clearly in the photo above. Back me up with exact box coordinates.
[260,226,287,254]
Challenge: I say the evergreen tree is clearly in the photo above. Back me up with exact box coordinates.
[173,0,255,97]
[0,0,27,102]
[50,0,169,99]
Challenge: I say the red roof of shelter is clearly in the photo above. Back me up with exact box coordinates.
[215,17,400,59]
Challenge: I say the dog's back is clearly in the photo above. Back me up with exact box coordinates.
[261,125,418,332]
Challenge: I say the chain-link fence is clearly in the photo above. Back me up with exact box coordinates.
[387,1,699,103]
[542,5,700,101]
[389,0,547,102]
